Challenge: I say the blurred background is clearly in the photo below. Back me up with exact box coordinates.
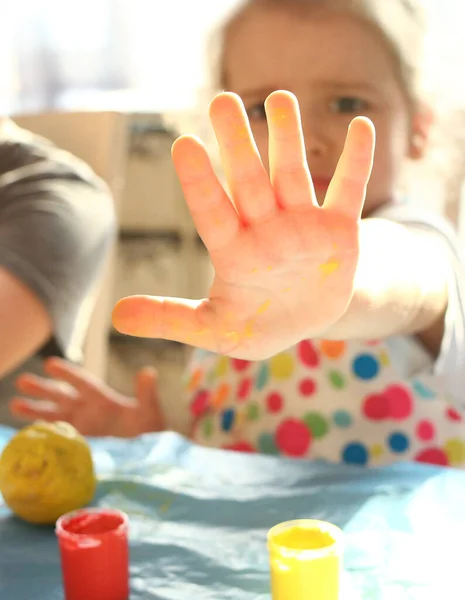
[1,0,464,430]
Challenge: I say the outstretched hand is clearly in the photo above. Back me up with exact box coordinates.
[113,90,375,359]
[10,358,165,438]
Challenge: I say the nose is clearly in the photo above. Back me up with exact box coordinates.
[300,111,330,160]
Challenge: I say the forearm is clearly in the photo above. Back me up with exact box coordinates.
[322,218,448,344]
[0,267,52,377]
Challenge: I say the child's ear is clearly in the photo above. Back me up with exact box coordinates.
[409,102,435,160]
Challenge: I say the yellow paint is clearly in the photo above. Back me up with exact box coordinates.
[268,520,342,600]
[270,110,288,125]
[234,124,249,140]
[252,268,259,274]
[270,353,294,379]
[272,526,335,550]
[267,266,273,271]
[243,320,254,339]
[283,287,291,293]
[319,260,339,276]
[257,299,271,314]
[224,331,240,345]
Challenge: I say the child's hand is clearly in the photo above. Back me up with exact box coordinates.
[113,91,375,359]
[10,358,165,438]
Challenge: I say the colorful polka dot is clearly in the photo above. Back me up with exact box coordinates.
[303,413,329,439]
[378,350,390,367]
[267,392,284,413]
[232,358,250,372]
[320,340,346,359]
[276,419,312,457]
[256,363,269,390]
[329,370,345,389]
[371,444,384,458]
[333,410,352,428]
[202,417,213,438]
[221,409,235,432]
[298,340,320,368]
[190,390,210,417]
[352,354,380,380]
[258,433,280,455]
[237,378,253,401]
[247,402,260,421]
[412,380,436,399]
[211,382,230,408]
[446,407,462,422]
[299,378,317,396]
[223,442,255,453]
[388,432,410,453]
[416,420,435,442]
[342,443,369,466]
[363,394,389,421]
[384,385,413,420]
[215,356,229,378]
[188,368,203,391]
[444,439,465,466]
[415,447,449,466]
[270,353,295,379]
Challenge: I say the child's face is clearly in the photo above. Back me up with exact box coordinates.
[223,6,416,215]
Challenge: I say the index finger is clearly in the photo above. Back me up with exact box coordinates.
[44,357,104,394]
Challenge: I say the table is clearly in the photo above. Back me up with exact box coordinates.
[1,426,464,599]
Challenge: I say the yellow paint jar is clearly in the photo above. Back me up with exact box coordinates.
[268,519,343,600]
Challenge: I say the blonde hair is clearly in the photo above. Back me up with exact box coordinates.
[212,0,427,107]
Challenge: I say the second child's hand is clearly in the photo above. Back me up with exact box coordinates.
[113,90,375,360]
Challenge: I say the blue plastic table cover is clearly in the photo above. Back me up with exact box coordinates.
[1,426,465,599]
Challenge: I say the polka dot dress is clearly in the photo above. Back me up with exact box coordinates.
[185,338,465,468]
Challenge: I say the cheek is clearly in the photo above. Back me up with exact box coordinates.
[369,121,410,192]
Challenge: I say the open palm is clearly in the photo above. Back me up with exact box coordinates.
[113,91,375,359]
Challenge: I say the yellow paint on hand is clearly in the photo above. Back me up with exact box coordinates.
[283,287,291,293]
[267,266,273,271]
[244,320,254,339]
[257,300,271,314]
[319,260,339,276]
[224,331,240,345]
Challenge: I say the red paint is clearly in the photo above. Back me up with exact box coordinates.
[56,508,129,600]
[63,511,124,536]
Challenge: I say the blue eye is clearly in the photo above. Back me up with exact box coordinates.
[246,102,267,121]
[330,97,369,114]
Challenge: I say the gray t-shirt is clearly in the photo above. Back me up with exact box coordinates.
[0,119,116,427]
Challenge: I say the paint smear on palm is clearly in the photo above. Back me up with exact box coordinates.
[320,260,339,277]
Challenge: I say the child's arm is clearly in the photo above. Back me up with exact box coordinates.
[322,217,448,356]
[10,358,167,438]
[113,91,449,360]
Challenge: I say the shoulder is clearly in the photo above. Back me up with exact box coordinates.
[0,119,109,195]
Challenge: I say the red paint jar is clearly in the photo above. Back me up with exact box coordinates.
[55,508,129,600]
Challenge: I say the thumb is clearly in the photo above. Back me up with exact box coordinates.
[134,367,166,431]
